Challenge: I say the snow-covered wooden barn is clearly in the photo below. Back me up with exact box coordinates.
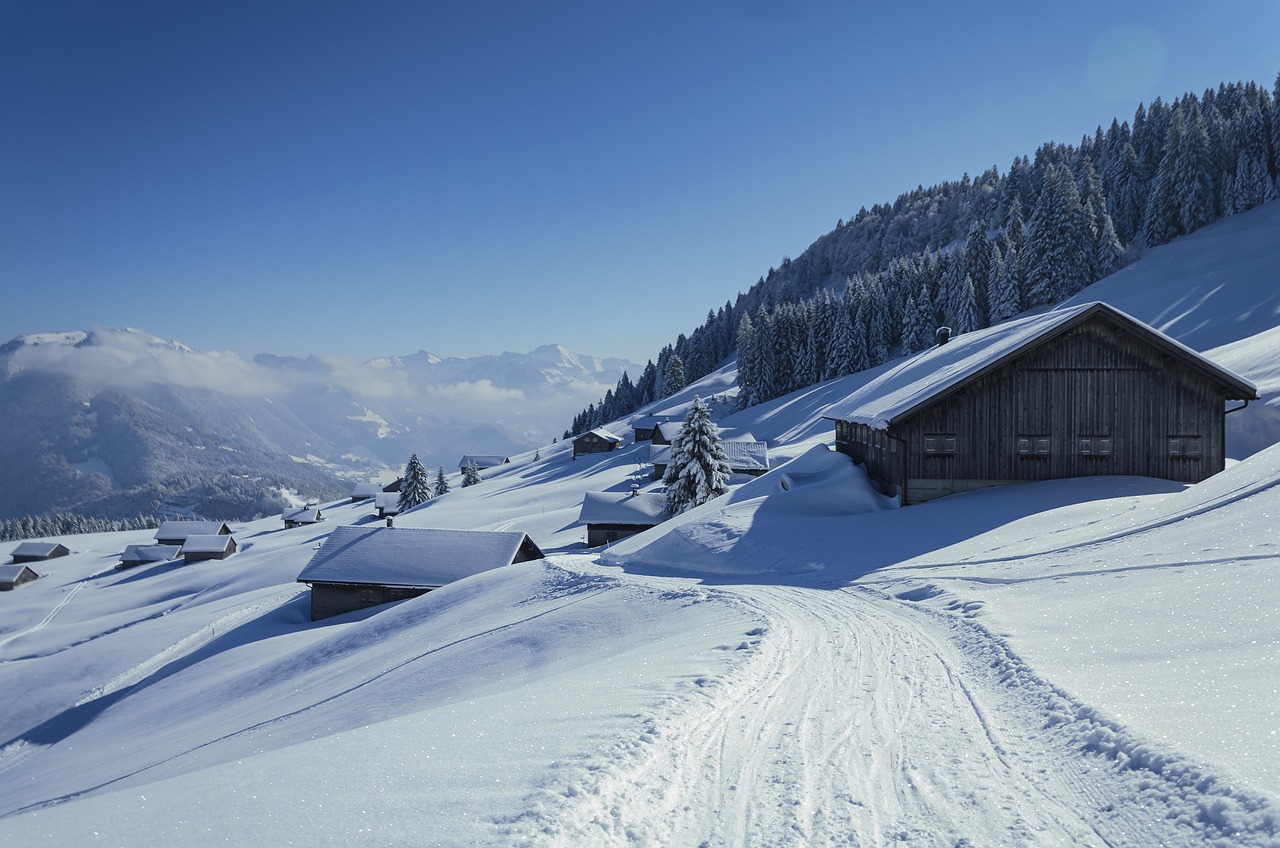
[0,564,40,591]
[578,490,667,546]
[283,507,323,529]
[374,492,400,518]
[296,526,544,621]
[117,544,182,570]
[10,541,70,563]
[155,520,232,546]
[823,302,1258,505]
[458,455,509,472]
[349,481,379,502]
[572,428,622,458]
[181,534,238,563]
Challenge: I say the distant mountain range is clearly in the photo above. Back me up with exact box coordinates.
[0,329,640,522]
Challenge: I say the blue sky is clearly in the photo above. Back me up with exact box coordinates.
[2,0,1277,364]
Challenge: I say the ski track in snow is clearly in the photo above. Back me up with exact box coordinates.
[498,580,1280,847]
[0,583,82,651]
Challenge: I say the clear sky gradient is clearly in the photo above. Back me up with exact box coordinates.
[3,0,1277,363]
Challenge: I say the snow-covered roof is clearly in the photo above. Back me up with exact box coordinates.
[578,491,667,525]
[11,542,65,559]
[824,302,1259,429]
[630,415,668,430]
[722,441,769,472]
[0,564,37,582]
[181,535,235,554]
[350,481,379,498]
[155,520,230,542]
[576,428,622,444]
[283,508,322,524]
[459,455,509,469]
[297,526,541,588]
[120,544,181,563]
[655,421,684,440]
[650,444,672,465]
[375,492,400,513]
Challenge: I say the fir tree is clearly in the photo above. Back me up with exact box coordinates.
[461,460,482,488]
[398,453,432,511]
[662,354,686,398]
[662,396,731,515]
[434,466,450,497]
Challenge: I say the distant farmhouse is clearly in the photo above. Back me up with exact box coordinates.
[650,440,768,480]
[458,455,510,472]
[283,507,323,529]
[651,421,683,446]
[349,481,379,502]
[0,564,40,591]
[182,534,238,564]
[297,526,544,621]
[10,541,70,563]
[824,302,1258,505]
[155,520,232,546]
[630,415,669,442]
[118,544,181,570]
[374,492,401,519]
[578,490,667,546]
[572,428,622,458]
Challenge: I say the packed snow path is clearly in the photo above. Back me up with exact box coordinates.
[507,578,1272,847]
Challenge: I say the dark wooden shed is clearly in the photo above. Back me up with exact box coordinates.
[297,526,544,621]
[572,428,622,458]
[578,491,667,546]
[0,564,40,590]
[181,534,238,563]
[824,302,1258,505]
[10,542,70,563]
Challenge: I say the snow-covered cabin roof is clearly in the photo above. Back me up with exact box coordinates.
[0,564,38,583]
[120,544,181,563]
[630,415,668,430]
[155,520,231,542]
[578,491,667,525]
[576,428,622,444]
[650,444,672,465]
[823,302,1258,429]
[655,421,684,440]
[297,526,543,588]
[350,481,379,499]
[11,541,67,560]
[181,534,236,554]
[283,507,322,524]
[722,441,769,472]
[375,492,401,513]
[458,455,509,469]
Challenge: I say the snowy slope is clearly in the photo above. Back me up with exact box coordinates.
[2,202,1279,846]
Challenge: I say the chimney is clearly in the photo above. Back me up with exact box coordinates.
[936,326,952,346]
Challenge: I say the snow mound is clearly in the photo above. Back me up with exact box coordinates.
[603,446,896,577]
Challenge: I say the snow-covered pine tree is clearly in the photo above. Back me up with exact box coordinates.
[662,354,686,398]
[434,466,450,496]
[662,396,731,515]
[735,312,758,409]
[461,460,482,488]
[398,453,432,511]
[1175,103,1217,235]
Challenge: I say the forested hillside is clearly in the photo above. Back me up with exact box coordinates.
[569,74,1280,432]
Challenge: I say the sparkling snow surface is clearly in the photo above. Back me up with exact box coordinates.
[1,202,1279,846]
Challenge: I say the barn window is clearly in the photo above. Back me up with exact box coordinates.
[1016,436,1051,456]
[1078,436,1113,456]
[923,434,957,455]
[359,588,378,603]
[1168,436,1203,458]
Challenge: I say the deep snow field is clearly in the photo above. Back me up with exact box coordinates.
[1,202,1279,846]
